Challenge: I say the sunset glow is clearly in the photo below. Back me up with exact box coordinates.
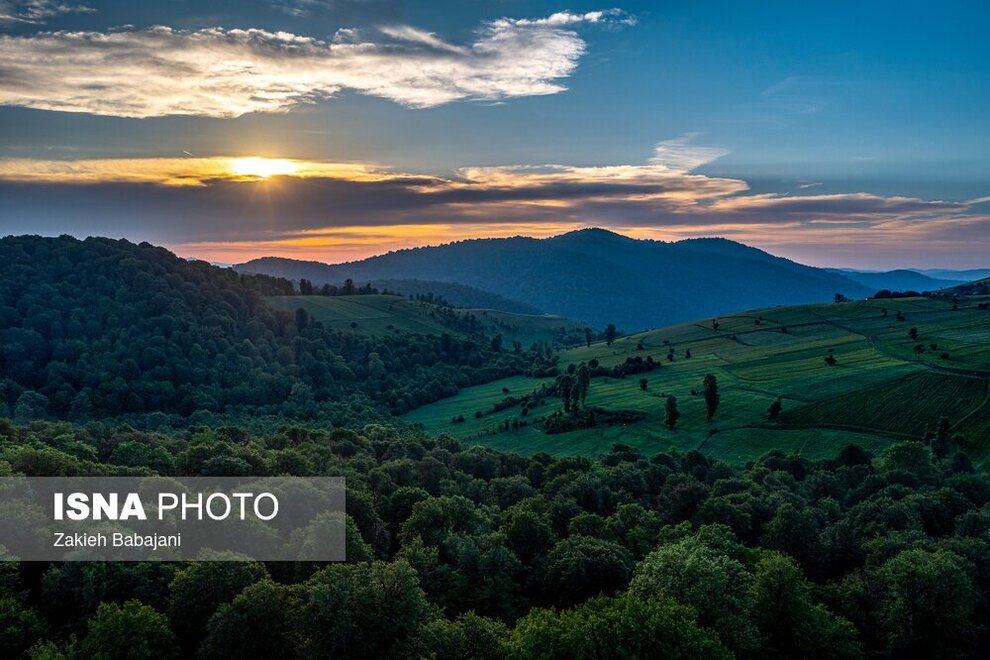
[228,157,301,179]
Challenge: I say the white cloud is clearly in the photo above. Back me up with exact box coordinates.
[648,133,729,172]
[0,10,628,118]
[0,0,92,24]
[507,9,637,27]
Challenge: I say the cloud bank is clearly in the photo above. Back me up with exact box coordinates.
[2,139,984,267]
[0,10,632,117]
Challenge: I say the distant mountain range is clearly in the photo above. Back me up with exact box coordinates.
[826,269,965,292]
[235,229,881,331]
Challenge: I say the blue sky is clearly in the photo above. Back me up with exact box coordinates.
[1,0,988,267]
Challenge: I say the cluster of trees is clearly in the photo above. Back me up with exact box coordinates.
[297,278,383,296]
[0,236,549,427]
[872,289,923,300]
[2,419,989,658]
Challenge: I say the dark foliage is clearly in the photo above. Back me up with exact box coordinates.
[0,236,542,426]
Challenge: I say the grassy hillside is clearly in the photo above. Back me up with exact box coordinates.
[405,295,990,464]
[266,294,589,346]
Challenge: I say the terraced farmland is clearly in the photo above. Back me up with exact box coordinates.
[405,295,990,464]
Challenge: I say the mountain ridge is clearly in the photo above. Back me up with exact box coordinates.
[235,229,873,330]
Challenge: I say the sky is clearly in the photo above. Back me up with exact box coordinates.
[0,0,988,269]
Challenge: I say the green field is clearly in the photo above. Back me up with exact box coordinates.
[405,296,990,463]
[266,294,588,345]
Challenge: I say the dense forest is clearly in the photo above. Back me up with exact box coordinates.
[1,419,988,658]
[0,236,555,429]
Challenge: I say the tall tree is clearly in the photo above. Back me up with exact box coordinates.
[605,324,617,346]
[768,397,782,420]
[576,364,591,407]
[584,327,594,348]
[664,395,680,430]
[703,374,720,423]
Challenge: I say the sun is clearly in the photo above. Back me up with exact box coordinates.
[228,157,300,179]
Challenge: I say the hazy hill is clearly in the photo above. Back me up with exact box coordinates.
[917,268,990,282]
[237,229,871,331]
[828,268,963,292]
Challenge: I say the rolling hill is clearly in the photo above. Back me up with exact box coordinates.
[405,294,990,465]
[235,229,872,331]
[266,294,588,346]
[367,279,543,314]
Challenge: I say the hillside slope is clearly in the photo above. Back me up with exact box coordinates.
[405,295,990,464]
[236,229,871,331]
[266,294,588,346]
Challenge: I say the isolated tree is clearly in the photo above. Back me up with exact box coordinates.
[576,364,591,406]
[908,327,918,340]
[685,348,692,358]
[584,327,594,348]
[712,319,720,331]
[559,374,575,413]
[639,378,648,391]
[824,354,837,366]
[664,395,680,430]
[768,397,782,420]
[703,374,719,423]
[605,324,617,346]
[834,293,849,303]
[931,416,952,459]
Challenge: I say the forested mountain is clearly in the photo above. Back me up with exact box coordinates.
[0,236,555,427]
[236,229,872,330]
[828,268,963,292]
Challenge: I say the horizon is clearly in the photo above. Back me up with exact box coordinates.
[11,228,988,274]
[2,1,988,269]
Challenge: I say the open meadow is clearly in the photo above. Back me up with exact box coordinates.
[405,296,990,464]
